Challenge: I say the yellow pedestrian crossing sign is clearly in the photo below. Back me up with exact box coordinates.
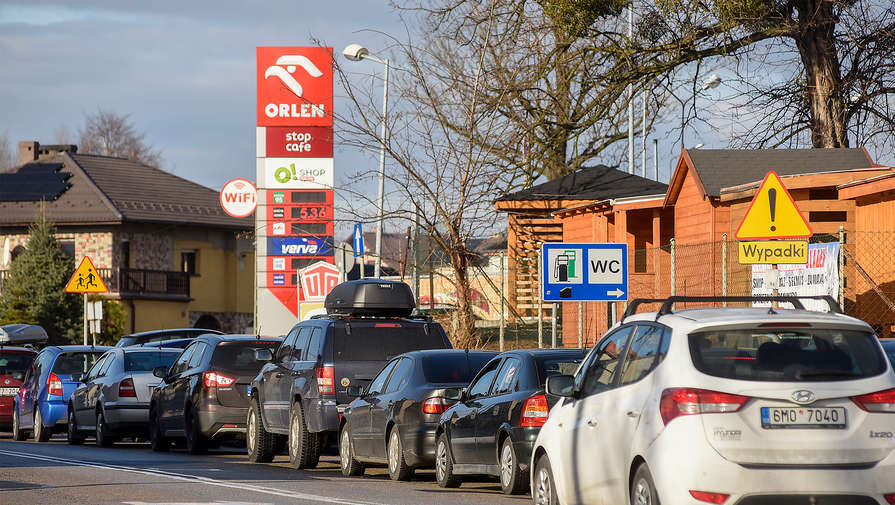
[735,171,812,240]
[65,256,108,293]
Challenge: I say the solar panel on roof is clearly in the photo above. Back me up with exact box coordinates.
[0,163,74,201]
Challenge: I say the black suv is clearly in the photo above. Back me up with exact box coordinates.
[247,279,452,469]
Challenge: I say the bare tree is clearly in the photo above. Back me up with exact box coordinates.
[78,109,163,167]
[0,130,15,172]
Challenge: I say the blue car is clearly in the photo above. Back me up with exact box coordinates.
[12,345,110,441]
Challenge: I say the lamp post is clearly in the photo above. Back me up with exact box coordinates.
[680,74,722,149]
[344,43,389,278]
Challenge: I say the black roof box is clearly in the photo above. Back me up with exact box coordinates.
[0,324,49,345]
[325,279,416,317]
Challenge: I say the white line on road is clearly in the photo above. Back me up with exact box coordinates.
[0,449,383,505]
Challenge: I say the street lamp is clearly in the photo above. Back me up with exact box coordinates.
[343,43,389,278]
[680,74,723,149]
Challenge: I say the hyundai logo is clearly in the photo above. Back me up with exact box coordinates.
[791,390,816,405]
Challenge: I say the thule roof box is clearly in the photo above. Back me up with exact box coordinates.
[325,279,416,317]
[0,324,49,345]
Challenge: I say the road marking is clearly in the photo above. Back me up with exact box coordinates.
[0,449,381,505]
[125,502,271,505]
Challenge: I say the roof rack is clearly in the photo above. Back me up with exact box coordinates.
[621,295,842,322]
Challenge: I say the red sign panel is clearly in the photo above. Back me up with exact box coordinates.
[265,126,333,157]
[257,47,333,127]
[267,220,334,237]
[300,261,341,302]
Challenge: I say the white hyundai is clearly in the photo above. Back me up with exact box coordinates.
[531,296,895,505]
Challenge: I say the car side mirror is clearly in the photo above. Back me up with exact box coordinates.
[152,366,169,379]
[346,385,364,397]
[545,374,575,398]
[443,387,465,402]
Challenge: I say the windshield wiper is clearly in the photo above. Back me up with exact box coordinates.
[794,369,862,379]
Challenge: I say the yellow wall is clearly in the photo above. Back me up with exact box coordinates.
[173,239,254,315]
[124,299,190,331]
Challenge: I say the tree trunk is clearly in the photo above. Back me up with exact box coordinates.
[450,246,478,349]
[794,0,849,148]
[542,30,573,181]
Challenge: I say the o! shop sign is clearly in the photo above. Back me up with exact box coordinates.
[262,158,333,189]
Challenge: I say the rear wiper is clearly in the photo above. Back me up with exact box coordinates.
[795,369,862,379]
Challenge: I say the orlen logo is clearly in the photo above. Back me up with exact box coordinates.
[257,47,333,127]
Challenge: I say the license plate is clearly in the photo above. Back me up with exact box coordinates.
[761,406,846,429]
[0,387,18,396]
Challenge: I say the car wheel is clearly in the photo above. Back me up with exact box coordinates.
[148,408,170,452]
[339,424,365,477]
[185,407,208,455]
[499,438,526,495]
[274,434,288,454]
[387,427,414,481]
[435,433,461,488]
[12,406,27,441]
[533,454,559,505]
[96,409,115,447]
[246,399,276,463]
[630,463,661,505]
[34,408,50,442]
[67,408,85,445]
[288,402,320,469]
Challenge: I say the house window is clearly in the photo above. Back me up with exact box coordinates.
[120,241,131,269]
[58,239,75,259]
[181,250,198,275]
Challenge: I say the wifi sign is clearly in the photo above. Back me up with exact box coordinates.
[219,178,258,218]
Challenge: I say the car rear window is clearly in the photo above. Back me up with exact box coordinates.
[334,323,449,361]
[52,352,104,376]
[124,351,180,372]
[536,355,585,384]
[0,351,35,379]
[211,341,280,372]
[422,353,494,383]
[689,327,886,382]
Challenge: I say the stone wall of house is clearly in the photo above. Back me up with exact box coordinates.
[114,232,174,270]
[188,311,254,334]
[1,232,113,268]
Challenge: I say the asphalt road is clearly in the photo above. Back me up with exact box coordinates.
[0,432,529,505]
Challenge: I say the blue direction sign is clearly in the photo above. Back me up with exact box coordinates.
[353,223,364,258]
[541,243,628,302]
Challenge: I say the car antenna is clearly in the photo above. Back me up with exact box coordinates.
[256,323,263,340]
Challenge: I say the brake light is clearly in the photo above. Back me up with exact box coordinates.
[689,490,729,504]
[422,396,450,414]
[851,388,895,413]
[520,394,549,427]
[374,323,402,328]
[202,371,235,388]
[316,365,335,396]
[118,378,136,397]
[47,373,63,396]
[660,388,748,425]
[884,493,895,504]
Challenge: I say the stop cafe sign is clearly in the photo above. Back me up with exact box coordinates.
[220,178,258,218]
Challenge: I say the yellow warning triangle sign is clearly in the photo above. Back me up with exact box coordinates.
[735,171,812,240]
[65,256,108,293]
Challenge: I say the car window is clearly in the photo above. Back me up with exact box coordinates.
[384,358,414,394]
[188,343,208,368]
[304,328,323,362]
[171,343,197,375]
[577,325,634,397]
[98,353,117,376]
[35,351,53,378]
[492,357,522,394]
[467,358,502,398]
[689,326,886,382]
[294,327,312,360]
[124,351,181,372]
[333,322,449,361]
[52,352,104,376]
[86,354,109,381]
[536,354,585,385]
[368,359,400,395]
[619,325,667,386]
[277,327,300,363]
[211,341,281,372]
[421,353,496,384]
[0,351,35,381]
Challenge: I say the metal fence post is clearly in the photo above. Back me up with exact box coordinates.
[551,303,557,348]
[499,254,505,352]
[722,234,728,306]
[537,248,543,348]
[577,301,583,348]
[839,226,845,307]
[670,238,676,296]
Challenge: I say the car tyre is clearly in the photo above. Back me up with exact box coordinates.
[34,407,51,442]
[12,406,27,441]
[185,406,208,455]
[247,399,276,463]
[148,408,170,452]
[630,463,661,505]
[499,438,526,495]
[288,401,320,469]
[67,408,85,445]
[96,408,116,447]
[387,427,414,481]
[435,433,461,488]
[274,434,288,454]
[339,424,365,477]
[533,454,559,505]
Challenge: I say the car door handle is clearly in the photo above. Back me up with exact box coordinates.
[586,418,598,428]
[626,411,640,419]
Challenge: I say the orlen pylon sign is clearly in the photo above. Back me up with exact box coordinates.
[256,47,335,335]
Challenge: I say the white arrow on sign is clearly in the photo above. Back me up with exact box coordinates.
[608,288,625,298]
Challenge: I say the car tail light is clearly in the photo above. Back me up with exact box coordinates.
[660,388,749,425]
[118,378,136,397]
[884,493,895,504]
[851,388,895,413]
[316,365,335,396]
[422,396,450,415]
[202,371,235,388]
[689,490,729,504]
[47,373,63,396]
[520,394,549,427]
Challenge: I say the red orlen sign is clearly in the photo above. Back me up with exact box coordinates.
[265,126,333,157]
[257,47,333,127]
[299,261,340,302]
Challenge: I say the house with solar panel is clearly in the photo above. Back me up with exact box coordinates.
[0,141,254,334]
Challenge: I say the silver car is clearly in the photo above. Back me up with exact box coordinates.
[67,347,181,446]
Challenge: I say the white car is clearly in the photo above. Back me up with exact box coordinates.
[531,296,895,505]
